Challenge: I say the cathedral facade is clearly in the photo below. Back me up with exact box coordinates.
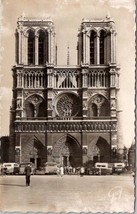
[9,15,120,168]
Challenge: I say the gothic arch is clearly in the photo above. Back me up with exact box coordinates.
[87,27,97,36]
[98,28,108,36]
[96,136,110,162]
[24,28,35,37]
[52,134,82,167]
[87,136,110,163]
[35,27,48,35]
[24,93,45,101]
[88,94,110,117]
[24,94,46,118]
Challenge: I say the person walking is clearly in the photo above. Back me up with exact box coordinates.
[80,166,85,177]
[57,165,60,177]
[60,166,64,177]
[25,163,32,186]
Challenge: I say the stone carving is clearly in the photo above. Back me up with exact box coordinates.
[48,92,52,98]
[17,99,22,109]
[61,144,70,156]
[28,95,43,117]
[83,146,87,155]
[48,101,52,110]
[83,91,87,97]
[94,95,105,107]
[87,90,109,100]
[111,99,116,109]
[24,91,30,98]
[53,91,58,97]
[17,91,22,97]
[47,148,52,156]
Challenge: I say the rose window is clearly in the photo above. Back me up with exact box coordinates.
[56,93,80,118]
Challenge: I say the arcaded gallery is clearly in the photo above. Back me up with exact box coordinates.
[9,15,120,168]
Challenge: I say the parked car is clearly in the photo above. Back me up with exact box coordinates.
[19,162,36,175]
[85,166,100,175]
[2,163,19,175]
[113,163,125,175]
[95,162,113,175]
[44,162,58,175]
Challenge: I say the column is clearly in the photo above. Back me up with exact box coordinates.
[35,35,39,65]
[54,73,56,88]
[35,74,37,88]
[103,72,105,87]
[21,35,25,64]
[50,32,54,65]
[48,30,51,64]
[22,73,24,87]
[17,73,19,87]
[113,32,117,64]
[83,32,86,64]
[38,74,40,88]
[86,33,90,64]
[96,35,100,65]
[110,30,116,64]
[41,73,43,87]
[19,31,23,64]
[24,36,28,65]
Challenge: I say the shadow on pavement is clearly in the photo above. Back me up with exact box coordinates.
[0,183,26,187]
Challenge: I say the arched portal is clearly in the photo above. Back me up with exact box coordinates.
[87,136,110,164]
[96,137,110,162]
[52,134,82,167]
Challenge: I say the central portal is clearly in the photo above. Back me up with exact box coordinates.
[52,134,82,167]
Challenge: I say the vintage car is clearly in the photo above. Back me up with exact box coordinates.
[95,162,113,175]
[2,163,19,175]
[112,163,125,175]
[44,162,58,175]
[85,166,100,175]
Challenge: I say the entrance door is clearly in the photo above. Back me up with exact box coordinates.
[63,156,67,166]
[37,158,41,169]
[30,158,35,164]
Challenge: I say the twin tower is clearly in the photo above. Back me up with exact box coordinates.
[9,15,120,168]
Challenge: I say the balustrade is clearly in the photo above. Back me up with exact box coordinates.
[15,120,116,133]
[17,70,46,88]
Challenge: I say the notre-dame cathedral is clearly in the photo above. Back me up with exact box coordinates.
[9,15,120,168]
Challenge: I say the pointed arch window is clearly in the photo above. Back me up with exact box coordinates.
[90,31,96,64]
[38,31,45,65]
[28,30,35,65]
[16,31,19,64]
[100,30,105,64]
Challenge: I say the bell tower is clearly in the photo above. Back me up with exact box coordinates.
[77,16,120,163]
[9,15,56,166]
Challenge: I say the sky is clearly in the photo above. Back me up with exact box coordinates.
[0,0,135,148]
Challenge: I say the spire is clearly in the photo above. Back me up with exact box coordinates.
[67,42,70,66]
